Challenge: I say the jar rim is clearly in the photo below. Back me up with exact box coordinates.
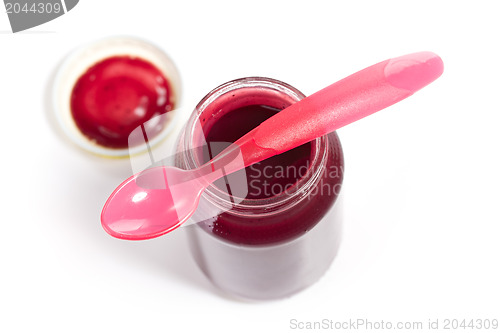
[181,77,329,216]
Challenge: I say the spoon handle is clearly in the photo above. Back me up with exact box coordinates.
[199,52,443,182]
[248,51,443,155]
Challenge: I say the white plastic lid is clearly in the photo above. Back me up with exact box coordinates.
[52,36,182,157]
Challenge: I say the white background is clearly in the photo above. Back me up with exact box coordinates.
[1,1,499,332]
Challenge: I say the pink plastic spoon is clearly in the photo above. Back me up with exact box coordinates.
[101,51,444,240]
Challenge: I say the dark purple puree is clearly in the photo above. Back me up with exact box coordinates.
[199,104,344,245]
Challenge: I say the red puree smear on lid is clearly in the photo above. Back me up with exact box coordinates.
[70,55,174,149]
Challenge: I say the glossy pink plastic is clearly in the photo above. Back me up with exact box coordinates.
[101,51,443,240]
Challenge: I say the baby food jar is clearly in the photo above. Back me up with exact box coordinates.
[175,77,344,300]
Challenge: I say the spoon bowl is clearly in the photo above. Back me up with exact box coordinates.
[101,167,205,240]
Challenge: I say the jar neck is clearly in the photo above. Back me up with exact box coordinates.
[180,77,329,216]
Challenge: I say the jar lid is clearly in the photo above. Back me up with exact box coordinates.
[52,36,182,157]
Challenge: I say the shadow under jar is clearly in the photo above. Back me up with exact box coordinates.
[175,77,344,300]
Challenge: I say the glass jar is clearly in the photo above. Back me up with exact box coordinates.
[175,77,344,300]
